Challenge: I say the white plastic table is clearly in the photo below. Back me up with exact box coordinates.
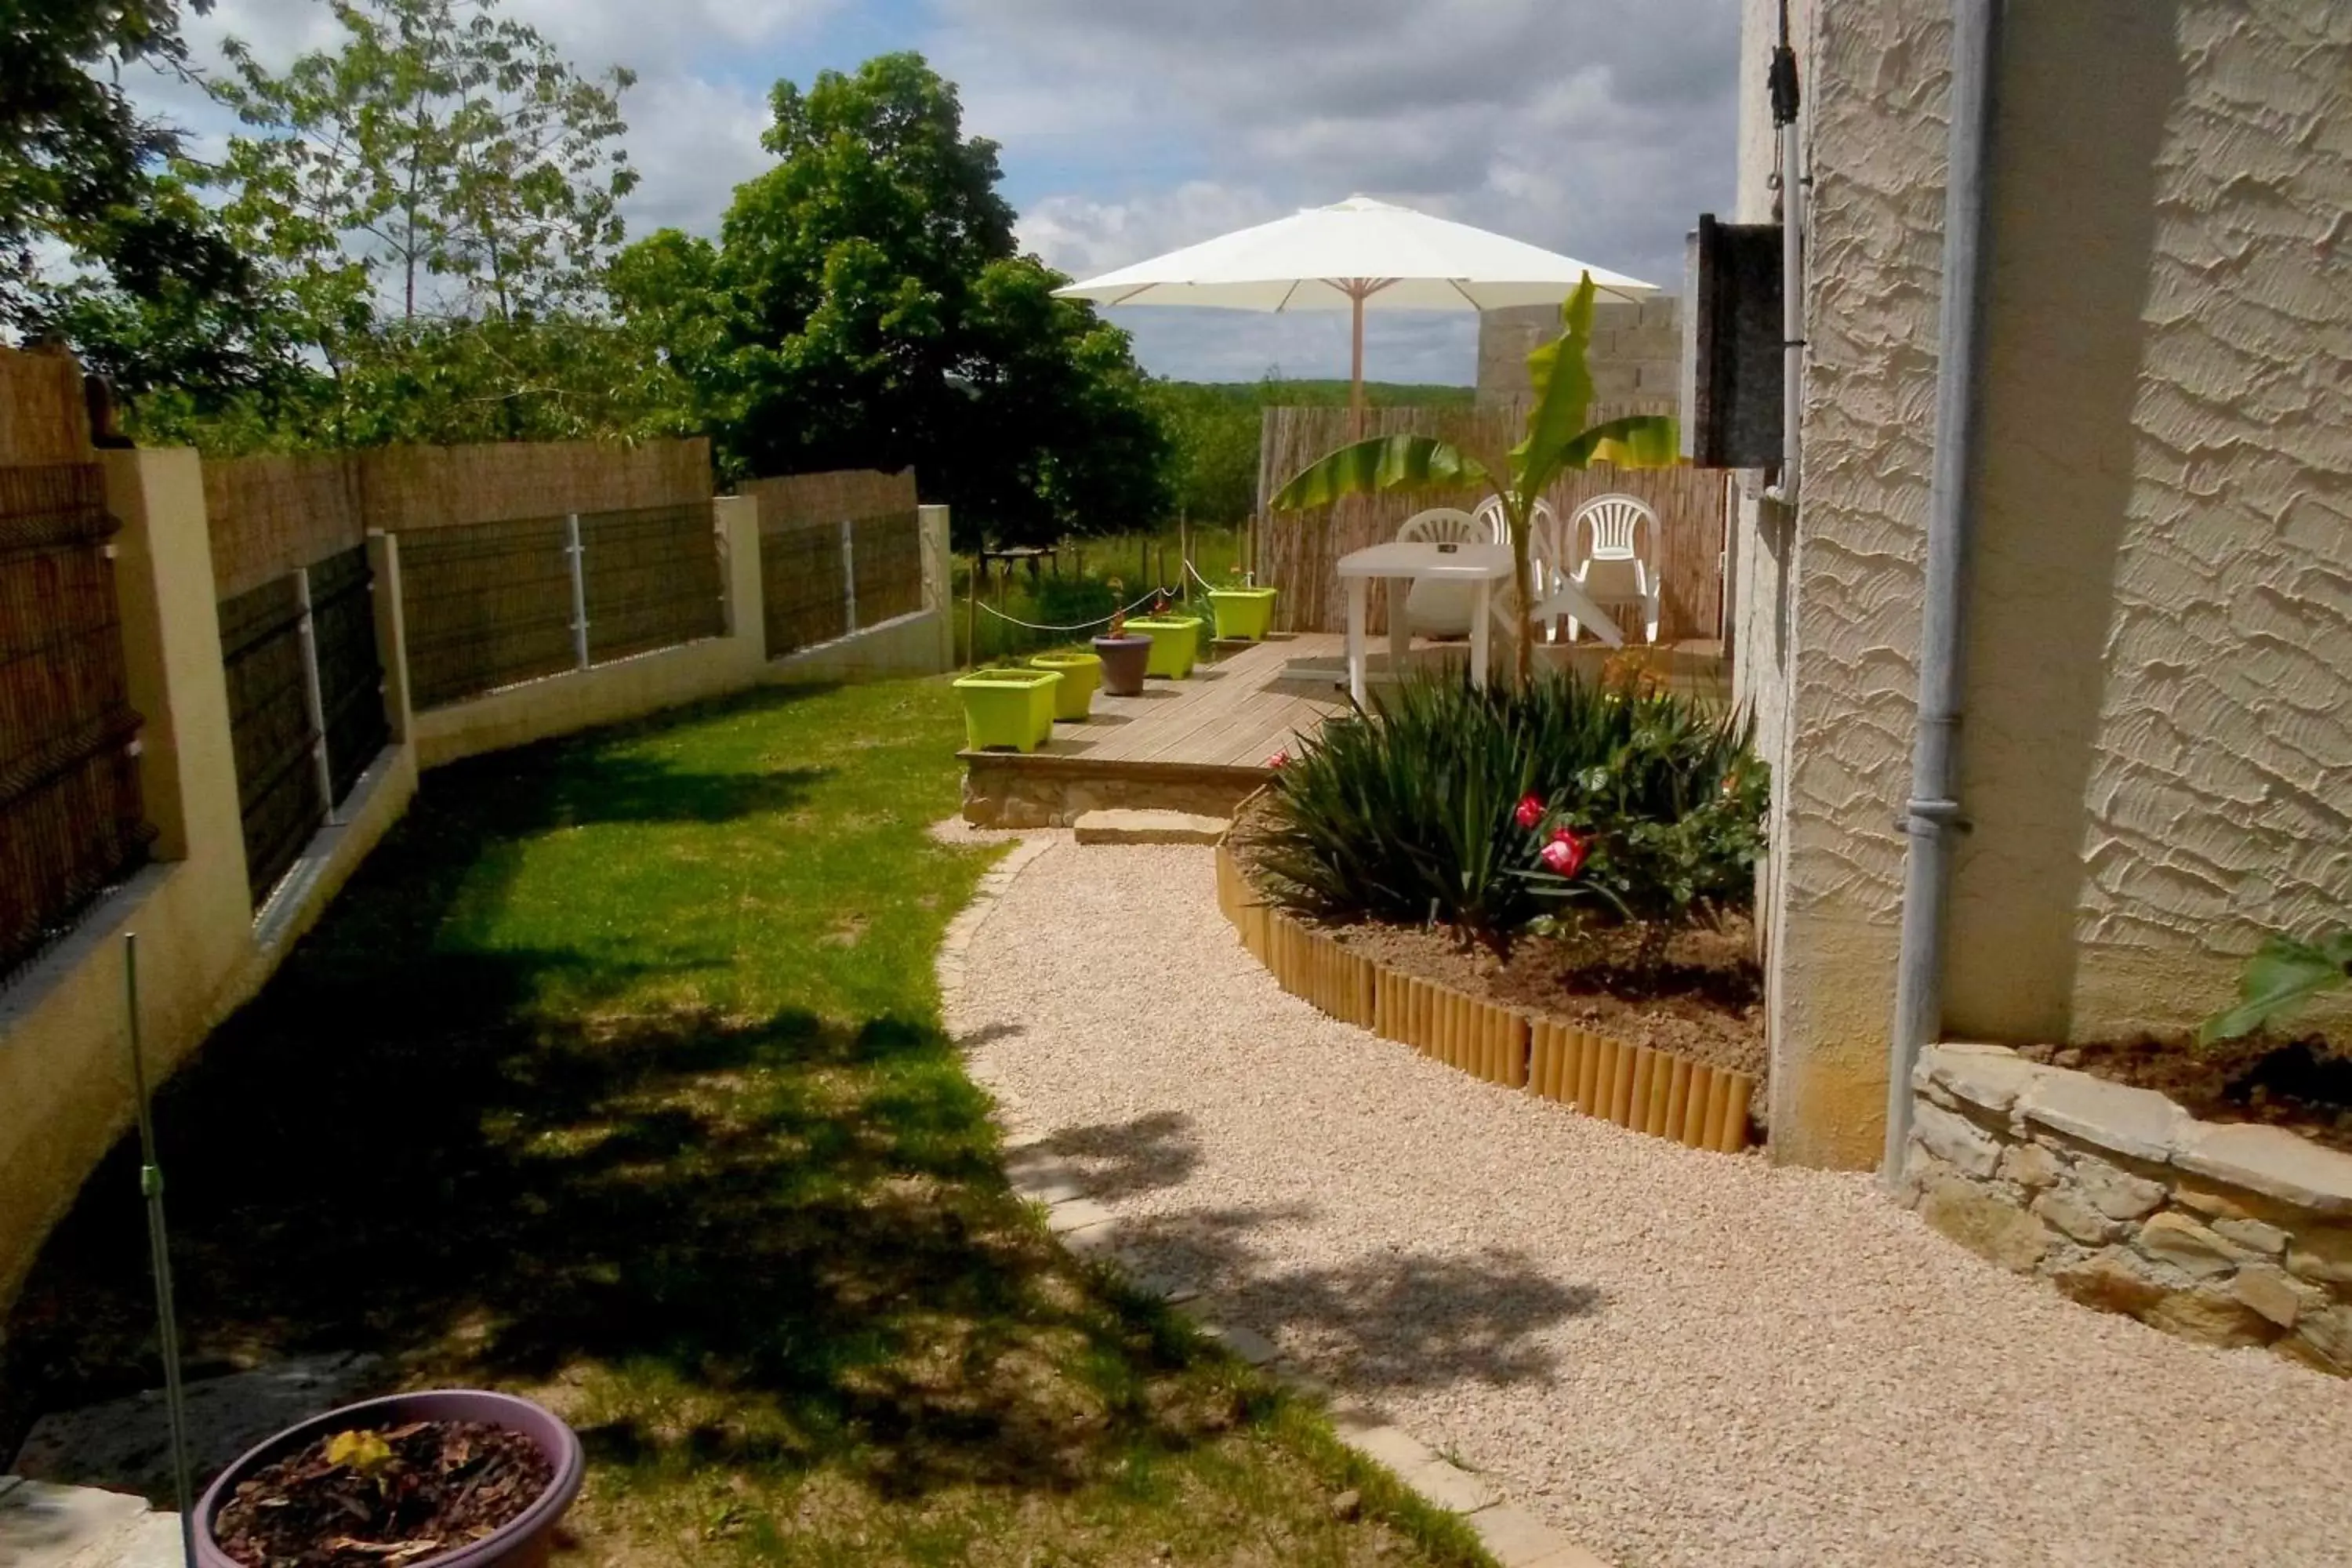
[1335,541,1622,704]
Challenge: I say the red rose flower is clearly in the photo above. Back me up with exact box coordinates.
[1539,828,1588,879]
[1515,793,1545,830]
[1266,749,1289,769]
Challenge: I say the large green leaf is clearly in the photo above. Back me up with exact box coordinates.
[1555,413,1681,472]
[1508,273,1600,498]
[1271,434,1494,512]
[2198,930,2352,1045]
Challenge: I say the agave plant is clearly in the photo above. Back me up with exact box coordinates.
[1270,271,1679,683]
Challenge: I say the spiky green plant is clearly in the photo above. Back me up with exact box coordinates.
[1246,666,1766,949]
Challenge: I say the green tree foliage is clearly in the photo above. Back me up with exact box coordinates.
[2,0,275,393]
[614,53,1172,547]
[1150,377,1479,528]
[112,0,663,448]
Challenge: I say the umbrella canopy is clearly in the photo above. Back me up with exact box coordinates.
[1054,194,1657,421]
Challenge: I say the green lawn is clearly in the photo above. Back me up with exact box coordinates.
[2,678,1489,1568]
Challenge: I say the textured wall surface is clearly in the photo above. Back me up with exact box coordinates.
[1762,0,1948,1165]
[1477,298,1682,410]
[1762,0,2352,1168]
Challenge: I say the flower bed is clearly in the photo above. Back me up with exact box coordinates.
[1217,839,1760,1153]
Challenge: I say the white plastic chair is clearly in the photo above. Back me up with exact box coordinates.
[1396,507,1487,638]
[1473,495,1568,641]
[1559,493,1661,644]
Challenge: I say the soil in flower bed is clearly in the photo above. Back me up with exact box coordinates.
[212,1419,553,1568]
[1332,916,1765,1083]
[2049,1035,2352,1156]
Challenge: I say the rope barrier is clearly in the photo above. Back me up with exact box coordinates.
[971,582,1181,634]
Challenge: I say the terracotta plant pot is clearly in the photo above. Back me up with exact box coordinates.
[197,1388,583,1568]
[1091,633,1153,696]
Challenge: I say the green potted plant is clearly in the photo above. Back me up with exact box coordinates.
[1091,586,1154,696]
[1029,648,1102,720]
[953,664,1063,751]
[1124,593,1204,680]
[1205,565,1279,642]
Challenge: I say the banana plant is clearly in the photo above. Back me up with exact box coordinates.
[2198,928,2352,1046]
[1271,271,1679,683]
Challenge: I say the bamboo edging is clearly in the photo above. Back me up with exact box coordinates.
[1215,840,1755,1155]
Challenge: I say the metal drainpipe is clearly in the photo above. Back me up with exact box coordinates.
[1769,4,1804,504]
[1883,0,2005,1185]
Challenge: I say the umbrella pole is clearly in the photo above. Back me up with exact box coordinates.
[1348,284,1367,441]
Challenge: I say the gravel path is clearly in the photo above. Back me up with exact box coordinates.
[951,840,2352,1568]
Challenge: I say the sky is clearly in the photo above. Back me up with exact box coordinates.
[136,0,1741,384]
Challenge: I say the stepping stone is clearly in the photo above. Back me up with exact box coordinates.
[0,1476,153,1568]
[1072,809,1228,846]
[12,1353,380,1501]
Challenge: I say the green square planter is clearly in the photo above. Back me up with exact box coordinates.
[953,667,1062,752]
[1207,586,1279,641]
[1029,651,1102,720]
[1124,615,1203,679]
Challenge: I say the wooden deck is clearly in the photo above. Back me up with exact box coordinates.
[957,631,1730,827]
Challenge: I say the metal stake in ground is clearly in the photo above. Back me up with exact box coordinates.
[123,932,198,1566]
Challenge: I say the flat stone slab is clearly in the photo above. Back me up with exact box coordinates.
[1072,809,1229,846]
[2016,1069,2187,1163]
[11,1353,380,1500]
[2174,1121,2352,1214]
[1919,1043,2046,1116]
[0,1476,151,1568]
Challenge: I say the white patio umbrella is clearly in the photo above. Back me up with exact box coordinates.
[1053,194,1657,427]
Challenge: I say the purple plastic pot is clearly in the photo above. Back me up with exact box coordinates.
[1091,633,1153,696]
[197,1389,584,1568]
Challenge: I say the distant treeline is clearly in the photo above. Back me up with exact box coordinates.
[1150,378,1478,524]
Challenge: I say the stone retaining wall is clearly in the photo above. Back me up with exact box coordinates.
[1904,1044,2351,1375]
[961,756,1264,829]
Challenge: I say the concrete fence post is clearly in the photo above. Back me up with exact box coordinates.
[710,495,764,662]
[564,512,590,670]
[839,517,858,636]
[291,565,336,825]
[100,449,245,889]
[365,530,413,744]
[918,504,952,672]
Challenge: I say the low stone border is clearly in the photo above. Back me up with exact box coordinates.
[1215,841,1759,1156]
[1904,1043,2351,1375]
[939,831,1611,1568]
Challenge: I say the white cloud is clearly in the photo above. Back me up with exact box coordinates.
[938,0,1740,376]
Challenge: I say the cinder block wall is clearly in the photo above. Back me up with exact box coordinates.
[1477,298,1683,410]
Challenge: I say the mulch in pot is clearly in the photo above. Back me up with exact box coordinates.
[2049,1035,2352,1156]
[212,1418,553,1568]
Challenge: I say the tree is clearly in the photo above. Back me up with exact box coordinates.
[172,0,644,445]
[2,0,274,391]
[1272,274,1679,683]
[615,52,1172,546]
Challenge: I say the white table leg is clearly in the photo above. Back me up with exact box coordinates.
[1346,575,1370,706]
[1470,577,1492,689]
[1385,575,1410,678]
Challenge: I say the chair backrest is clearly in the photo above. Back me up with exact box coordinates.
[1397,507,1485,544]
[1573,494,1657,562]
[1472,496,1566,579]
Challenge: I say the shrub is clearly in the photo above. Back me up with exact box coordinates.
[1247,666,1766,949]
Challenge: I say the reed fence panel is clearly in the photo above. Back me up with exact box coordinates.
[397,516,576,709]
[740,469,916,531]
[218,573,321,907]
[1255,404,1730,642]
[761,520,850,657]
[581,503,725,664]
[309,543,387,802]
[0,462,150,978]
[851,509,924,628]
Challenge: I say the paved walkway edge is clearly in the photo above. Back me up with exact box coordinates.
[938,836,1612,1568]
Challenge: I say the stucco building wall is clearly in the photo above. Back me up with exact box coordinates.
[1748,0,2352,1169]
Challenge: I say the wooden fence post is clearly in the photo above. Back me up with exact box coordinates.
[292,565,336,824]
[564,513,590,670]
